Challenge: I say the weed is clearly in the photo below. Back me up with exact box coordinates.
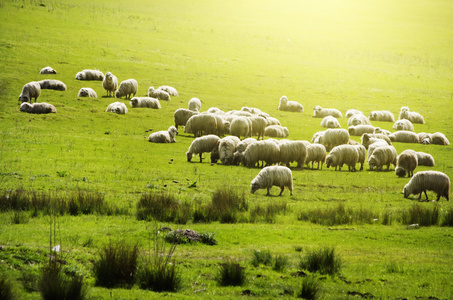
[251,250,272,267]
[299,246,342,276]
[272,255,289,272]
[217,261,246,286]
[297,275,321,300]
[39,260,86,300]
[0,275,18,300]
[402,204,439,226]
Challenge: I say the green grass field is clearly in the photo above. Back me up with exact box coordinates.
[1,0,453,299]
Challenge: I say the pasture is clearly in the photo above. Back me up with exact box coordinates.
[0,0,452,298]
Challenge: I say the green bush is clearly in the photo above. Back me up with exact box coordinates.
[299,246,342,276]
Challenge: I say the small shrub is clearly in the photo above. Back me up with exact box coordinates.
[217,261,246,286]
[251,250,272,267]
[297,275,321,300]
[272,255,289,272]
[0,275,18,300]
[299,246,342,276]
[402,204,439,226]
[39,260,86,300]
[441,209,453,227]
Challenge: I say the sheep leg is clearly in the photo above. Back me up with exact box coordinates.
[279,187,284,196]
[199,154,203,163]
[266,188,271,196]
[360,163,363,171]
[423,190,429,200]
[436,194,441,201]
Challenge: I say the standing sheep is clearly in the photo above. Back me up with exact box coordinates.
[279,140,307,169]
[158,85,179,97]
[347,114,371,126]
[416,152,435,167]
[320,116,341,128]
[105,102,128,114]
[18,82,41,103]
[148,87,171,101]
[368,145,397,171]
[325,144,359,172]
[395,149,418,178]
[278,96,304,112]
[40,66,57,74]
[188,98,201,112]
[230,117,252,139]
[399,106,425,124]
[388,131,420,143]
[313,105,342,118]
[20,102,57,114]
[186,135,221,162]
[403,171,449,201]
[354,144,367,171]
[38,79,67,91]
[250,166,293,196]
[264,125,289,138]
[174,108,199,130]
[130,97,161,109]
[148,126,178,143]
[76,69,104,81]
[102,72,118,97]
[115,79,138,99]
[78,87,97,98]
[249,116,268,140]
[369,110,395,122]
[242,140,280,168]
[219,136,241,165]
[317,128,349,152]
[303,142,327,170]
[185,114,217,137]
[348,125,376,136]
[233,138,258,165]
[393,119,414,131]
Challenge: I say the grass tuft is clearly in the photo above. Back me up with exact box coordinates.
[251,249,273,267]
[402,204,439,226]
[39,260,86,300]
[217,261,246,286]
[441,208,453,227]
[297,275,322,300]
[299,246,342,276]
[298,203,376,226]
[0,275,18,300]
[136,191,191,224]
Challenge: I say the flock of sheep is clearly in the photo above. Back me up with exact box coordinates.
[17,67,450,200]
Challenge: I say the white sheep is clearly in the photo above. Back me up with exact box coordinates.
[188,98,202,112]
[278,96,304,112]
[148,126,178,143]
[158,85,179,97]
[313,105,342,118]
[78,87,97,98]
[130,97,161,109]
[367,140,391,160]
[148,87,170,101]
[345,109,363,118]
[38,79,67,91]
[325,144,359,171]
[416,152,435,166]
[388,131,420,143]
[393,119,414,131]
[249,116,268,140]
[311,131,325,143]
[395,149,418,178]
[212,114,229,137]
[207,107,223,114]
[302,142,326,170]
[102,72,118,97]
[317,128,349,152]
[279,140,308,169]
[115,79,138,99]
[18,81,41,103]
[185,114,217,137]
[186,134,220,162]
[320,116,341,128]
[40,66,57,74]
[241,107,263,115]
[242,140,280,168]
[361,133,392,149]
[265,116,281,126]
[419,132,450,145]
[347,114,371,126]
[219,136,241,165]
[233,138,258,165]
[250,166,293,196]
[399,106,425,124]
[264,125,289,138]
[368,145,397,171]
[369,110,395,122]
[105,102,128,114]
[348,125,376,136]
[355,144,367,171]
[20,102,57,114]
[230,117,252,139]
[403,171,449,201]
[76,69,104,81]
[174,108,199,130]
[374,127,391,135]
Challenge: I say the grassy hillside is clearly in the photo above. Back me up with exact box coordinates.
[1,0,452,299]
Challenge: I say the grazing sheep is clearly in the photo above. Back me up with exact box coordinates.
[18,81,41,103]
[250,166,293,196]
[264,125,289,138]
[395,149,418,178]
[20,102,56,114]
[393,119,414,131]
[105,102,128,114]
[233,138,258,165]
[345,109,363,118]
[130,97,161,109]
[210,140,221,164]
[369,110,395,122]
[115,79,138,99]
[102,72,118,97]
[313,105,342,118]
[403,171,449,201]
[40,66,57,74]
[399,106,425,124]
[76,69,104,81]
[388,131,420,143]
[317,128,349,152]
[278,96,304,112]
[347,114,371,126]
[321,116,341,128]
[249,116,268,140]
[419,132,450,145]
[348,125,376,136]
[303,142,327,170]
[368,145,397,171]
[361,133,392,149]
[148,87,170,101]
[158,85,179,97]
[186,134,220,162]
[279,140,308,169]
[188,98,202,112]
[416,152,435,167]
[148,126,178,143]
[354,144,367,171]
[242,140,281,168]
[230,117,252,139]
[174,108,199,130]
[325,145,359,171]
[78,87,97,98]
[367,140,389,160]
[219,136,241,165]
[38,79,67,91]
[185,114,217,137]
[374,127,391,135]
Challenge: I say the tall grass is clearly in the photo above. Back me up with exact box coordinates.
[402,204,440,226]
[0,275,18,300]
[39,260,86,300]
[217,261,246,287]
[297,275,321,300]
[298,203,376,226]
[299,247,342,276]
[136,191,191,224]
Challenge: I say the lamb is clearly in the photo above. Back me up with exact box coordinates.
[105,102,128,114]
[395,149,418,177]
[345,109,363,118]
[347,114,371,126]
[279,140,308,169]
[76,69,104,81]
[130,97,161,109]
[102,72,118,97]
[232,138,257,165]
[278,96,304,112]
[174,108,199,130]
[316,128,349,152]
[320,116,341,128]
[249,116,268,140]
[78,87,97,98]
[303,142,326,170]
[18,81,41,103]
[219,136,241,165]
[20,102,57,114]
[313,105,342,118]
[354,144,367,171]
[188,98,202,112]
[186,134,221,162]
[393,119,414,131]
[264,125,289,138]
[40,66,57,74]
[399,106,425,124]
[185,114,217,137]
[242,140,280,168]
[419,132,450,145]
[416,152,435,166]
[148,126,178,143]
[388,131,420,143]
[115,79,138,99]
[348,125,376,136]
[369,110,395,122]
[361,133,392,149]
[148,87,171,101]
[230,117,252,139]
[325,145,359,171]
[250,166,293,196]
[38,79,67,91]
[403,171,449,201]
[374,127,391,135]
[367,145,397,171]
[158,85,179,97]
